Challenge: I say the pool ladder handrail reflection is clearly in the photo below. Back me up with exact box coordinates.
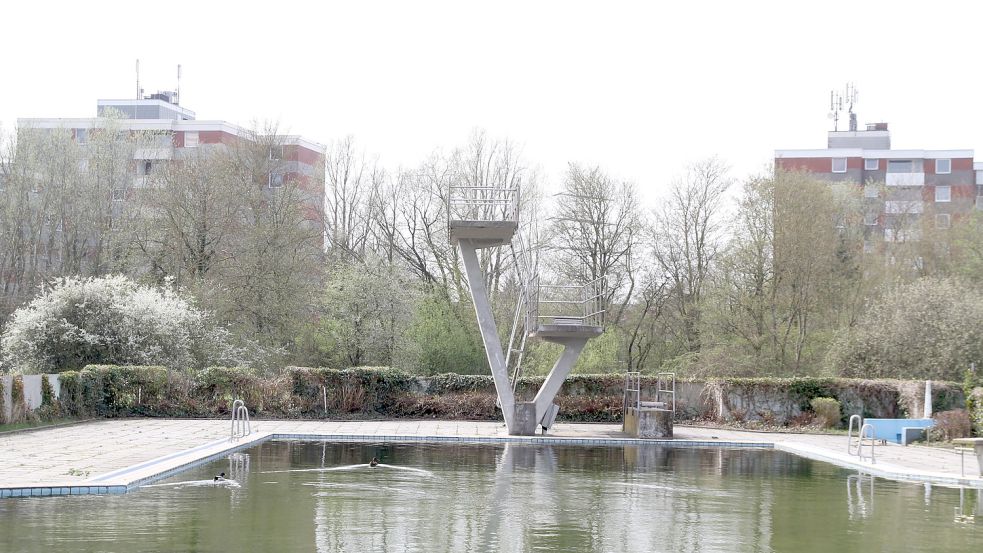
[231,399,251,441]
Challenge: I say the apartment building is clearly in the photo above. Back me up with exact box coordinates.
[18,91,326,225]
[775,122,982,246]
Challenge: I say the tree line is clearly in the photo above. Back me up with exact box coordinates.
[2,119,982,381]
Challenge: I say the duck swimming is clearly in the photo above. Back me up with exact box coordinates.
[369,457,379,467]
[214,472,226,481]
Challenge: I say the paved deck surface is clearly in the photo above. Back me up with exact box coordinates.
[1,419,981,492]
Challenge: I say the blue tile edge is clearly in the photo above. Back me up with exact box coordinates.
[0,485,126,498]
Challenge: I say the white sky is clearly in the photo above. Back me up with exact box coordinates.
[2,0,983,201]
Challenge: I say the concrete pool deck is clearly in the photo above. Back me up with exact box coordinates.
[1,418,981,497]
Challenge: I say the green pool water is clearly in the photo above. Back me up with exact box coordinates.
[1,441,980,552]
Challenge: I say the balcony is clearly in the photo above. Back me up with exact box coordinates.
[884,200,924,215]
[133,147,174,161]
[886,172,924,187]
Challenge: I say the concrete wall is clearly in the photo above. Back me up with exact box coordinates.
[0,374,61,424]
[22,375,43,410]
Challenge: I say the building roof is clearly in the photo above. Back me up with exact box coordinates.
[17,117,326,153]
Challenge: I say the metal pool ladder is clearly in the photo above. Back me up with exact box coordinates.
[847,414,875,463]
[230,399,251,441]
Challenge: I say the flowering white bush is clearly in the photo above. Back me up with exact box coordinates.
[1,276,208,373]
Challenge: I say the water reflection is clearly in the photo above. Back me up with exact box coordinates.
[847,473,874,519]
[1,442,981,553]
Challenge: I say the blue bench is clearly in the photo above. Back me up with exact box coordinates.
[863,418,934,444]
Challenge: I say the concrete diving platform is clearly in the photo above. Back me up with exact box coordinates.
[448,220,518,246]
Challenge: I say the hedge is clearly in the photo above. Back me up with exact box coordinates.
[2,365,973,432]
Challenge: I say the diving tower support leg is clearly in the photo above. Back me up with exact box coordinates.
[458,239,517,432]
[532,338,587,427]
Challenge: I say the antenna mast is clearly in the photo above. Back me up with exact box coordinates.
[828,82,859,132]
[136,59,141,100]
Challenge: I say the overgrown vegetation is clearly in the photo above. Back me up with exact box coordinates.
[1,366,972,434]
[2,122,982,381]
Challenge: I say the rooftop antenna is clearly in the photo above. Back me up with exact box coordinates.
[136,59,141,100]
[176,64,182,106]
[828,82,859,132]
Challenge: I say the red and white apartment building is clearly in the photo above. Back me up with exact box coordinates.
[775,122,983,248]
[17,91,327,240]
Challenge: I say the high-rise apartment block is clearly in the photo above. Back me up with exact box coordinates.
[18,91,326,224]
[775,122,982,245]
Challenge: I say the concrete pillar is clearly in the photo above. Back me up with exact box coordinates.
[923,380,932,418]
[22,375,43,411]
[532,338,586,425]
[513,402,538,435]
[624,407,673,439]
[45,374,61,400]
[459,240,516,432]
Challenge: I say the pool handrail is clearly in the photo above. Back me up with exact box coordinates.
[847,414,863,455]
[858,422,876,464]
[231,399,251,441]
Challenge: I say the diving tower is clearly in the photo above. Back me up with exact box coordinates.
[448,184,604,436]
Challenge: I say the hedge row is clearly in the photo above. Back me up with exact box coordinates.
[5,365,978,432]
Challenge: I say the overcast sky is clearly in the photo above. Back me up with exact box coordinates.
[3,0,983,201]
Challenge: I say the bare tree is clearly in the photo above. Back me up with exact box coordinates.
[650,157,731,352]
[550,163,640,324]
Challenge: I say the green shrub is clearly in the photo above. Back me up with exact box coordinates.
[10,376,26,423]
[40,375,54,407]
[809,397,841,428]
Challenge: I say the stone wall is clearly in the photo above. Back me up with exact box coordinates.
[0,366,969,430]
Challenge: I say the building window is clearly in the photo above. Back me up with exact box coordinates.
[935,185,951,202]
[863,184,879,198]
[269,146,284,161]
[76,128,88,144]
[184,131,199,148]
[936,213,951,229]
[143,161,153,175]
[888,160,913,173]
[268,172,284,188]
[936,158,951,174]
[831,158,847,173]
[864,159,878,171]
[111,189,125,202]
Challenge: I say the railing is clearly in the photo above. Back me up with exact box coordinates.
[230,399,251,441]
[656,372,676,414]
[505,238,534,392]
[847,414,863,455]
[622,372,641,430]
[847,414,875,462]
[447,185,519,223]
[526,276,605,328]
[858,423,876,464]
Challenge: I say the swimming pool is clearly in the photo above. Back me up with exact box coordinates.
[1,440,980,552]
